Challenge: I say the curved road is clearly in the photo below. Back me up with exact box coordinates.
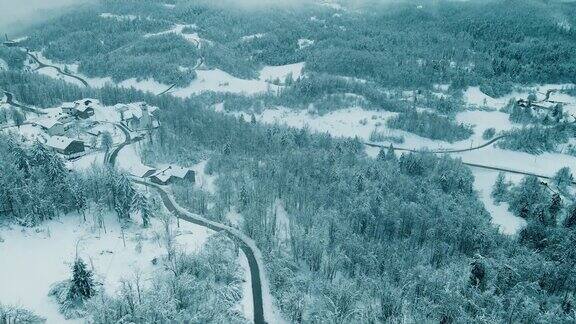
[25,51,89,87]
[106,123,133,165]
[365,139,576,186]
[107,124,268,324]
[156,37,204,96]
[2,90,46,115]
[132,179,267,324]
[365,135,508,154]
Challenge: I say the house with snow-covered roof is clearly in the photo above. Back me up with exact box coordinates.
[45,136,85,158]
[150,165,195,185]
[62,99,97,119]
[33,118,65,136]
[120,102,159,130]
[128,164,157,178]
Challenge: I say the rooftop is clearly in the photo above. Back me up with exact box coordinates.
[34,118,62,130]
[45,136,83,150]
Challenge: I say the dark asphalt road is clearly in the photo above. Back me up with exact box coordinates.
[108,124,267,324]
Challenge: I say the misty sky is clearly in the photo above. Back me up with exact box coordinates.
[0,0,91,34]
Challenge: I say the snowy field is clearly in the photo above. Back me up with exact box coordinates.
[0,210,214,323]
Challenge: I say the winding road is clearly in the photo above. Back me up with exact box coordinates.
[2,90,46,115]
[25,51,89,87]
[365,139,576,186]
[156,35,204,96]
[107,124,268,324]
[365,135,508,154]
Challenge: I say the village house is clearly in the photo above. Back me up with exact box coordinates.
[61,102,77,115]
[33,119,65,136]
[45,136,85,158]
[119,102,158,130]
[53,112,74,124]
[150,166,195,185]
[61,99,96,119]
[128,164,157,178]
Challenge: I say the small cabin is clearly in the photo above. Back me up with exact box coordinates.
[150,166,195,185]
[45,136,85,158]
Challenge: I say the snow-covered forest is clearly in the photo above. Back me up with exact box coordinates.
[1,0,576,323]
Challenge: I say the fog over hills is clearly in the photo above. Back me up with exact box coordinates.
[0,0,93,35]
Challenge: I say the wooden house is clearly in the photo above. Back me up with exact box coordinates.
[150,166,195,185]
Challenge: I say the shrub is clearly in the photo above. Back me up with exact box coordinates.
[482,127,496,140]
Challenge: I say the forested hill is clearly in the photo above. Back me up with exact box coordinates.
[9,0,576,92]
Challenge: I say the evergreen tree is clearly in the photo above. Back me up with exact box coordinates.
[548,193,562,225]
[509,176,549,219]
[554,167,573,190]
[491,172,509,203]
[101,131,113,153]
[68,258,95,300]
[377,147,386,161]
[564,205,576,228]
[470,260,487,291]
[385,144,396,161]
[10,109,25,129]
[133,192,152,227]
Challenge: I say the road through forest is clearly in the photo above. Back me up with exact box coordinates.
[107,124,268,324]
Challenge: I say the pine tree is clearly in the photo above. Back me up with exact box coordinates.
[377,147,386,161]
[68,258,95,300]
[564,205,576,228]
[10,109,25,129]
[133,192,152,227]
[385,144,396,161]
[469,260,487,291]
[101,131,113,153]
[554,167,573,190]
[548,193,562,225]
[491,172,509,203]
[239,185,249,210]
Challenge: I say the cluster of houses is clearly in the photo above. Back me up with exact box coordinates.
[31,99,159,159]
[128,164,195,185]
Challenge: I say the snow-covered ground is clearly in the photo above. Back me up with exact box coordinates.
[26,49,305,97]
[0,210,213,323]
[274,200,291,252]
[471,169,526,234]
[241,33,265,42]
[171,69,282,96]
[259,62,304,83]
[221,87,576,235]
[99,12,138,21]
[144,23,205,47]
[463,84,576,114]
[297,38,314,49]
